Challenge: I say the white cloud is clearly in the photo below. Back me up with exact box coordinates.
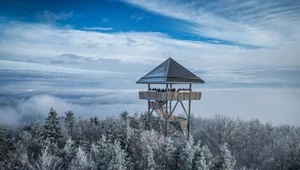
[0,93,145,126]
[0,20,300,89]
[36,10,73,22]
[83,27,113,31]
[1,89,299,126]
[130,12,146,22]
[1,21,299,70]
[122,0,300,47]
[196,88,300,126]
[0,60,121,75]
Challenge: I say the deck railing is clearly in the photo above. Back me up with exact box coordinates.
[139,91,201,100]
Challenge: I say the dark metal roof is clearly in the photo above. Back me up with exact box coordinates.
[136,58,205,84]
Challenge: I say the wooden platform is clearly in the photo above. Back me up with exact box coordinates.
[139,91,201,100]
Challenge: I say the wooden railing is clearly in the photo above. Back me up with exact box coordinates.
[139,91,201,100]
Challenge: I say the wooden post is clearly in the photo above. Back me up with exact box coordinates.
[165,83,168,137]
[169,84,172,119]
[148,84,150,130]
[188,83,192,138]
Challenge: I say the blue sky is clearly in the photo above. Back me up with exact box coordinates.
[0,0,300,125]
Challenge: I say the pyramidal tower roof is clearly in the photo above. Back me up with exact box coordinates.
[136,58,205,84]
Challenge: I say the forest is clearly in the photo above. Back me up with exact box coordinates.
[0,108,299,170]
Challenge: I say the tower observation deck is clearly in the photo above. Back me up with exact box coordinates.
[136,58,205,138]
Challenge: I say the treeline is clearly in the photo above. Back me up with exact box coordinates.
[0,108,299,170]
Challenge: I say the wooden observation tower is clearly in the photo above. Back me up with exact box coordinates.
[136,58,205,138]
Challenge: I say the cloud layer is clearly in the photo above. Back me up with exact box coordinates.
[123,0,300,47]
[1,88,299,126]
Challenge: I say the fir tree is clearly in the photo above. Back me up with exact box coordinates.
[179,136,195,170]
[43,107,64,147]
[73,124,89,150]
[142,144,155,170]
[193,141,211,170]
[0,126,10,162]
[107,140,128,170]
[3,140,29,170]
[60,138,76,169]
[26,121,43,160]
[212,142,236,170]
[159,137,177,169]
[120,120,133,150]
[29,141,62,170]
[64,110,75,134]
[69,146,95,170]
[30,120,42,138]
[120,111,129,122]
[90,117,99,126]
[96,135,111,169]
[93,136,128,170]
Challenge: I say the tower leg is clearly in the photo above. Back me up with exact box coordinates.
[148,99,150,129]
[165,84,169,137]
[188,84,192,138]
[147,84,151,130]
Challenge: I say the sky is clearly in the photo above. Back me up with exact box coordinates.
[0,0,300,126]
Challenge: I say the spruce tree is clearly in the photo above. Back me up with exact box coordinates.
[107,140,128,170]
[142,144,155,170]
[29,141,62,170]
[30,120,42,138]
[179,136,195,170]
[120,111,129,122]
[60,138,76,169]
[27,121,43,160]
[64,110,75,134]
[159,137,177,169]
[212,142,236,170]
[69,147,95,170]
[97,135,111,169]
[73,124,89,150]
[0,126,10,162]
[194,141,211,170]
[43,107,64,147]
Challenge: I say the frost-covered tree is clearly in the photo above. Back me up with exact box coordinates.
[179,136,195,170]
[212,142,236,170]
[268,125,300,170]
[158,137,177,169]
[64,110,75,133]
[91,136,127,170]
[142,144,155,170]
[0,126,11,162]
[141,130,163,149]
[129,112,143,130]
[90,117,99,126]
[29,141,62,170]
[43,107,64,147]
[92,135,110,169]
[69,146,95,170]
[120,119,134,150]
[22,122,43,160]
[60,138,76,169]
[120,111,129,121]
[107,140,128,170]
[72,123,89,150]
[30,120,42,138]
[90,142,101,169]
[2,140,30,170]
[193,141,212,170]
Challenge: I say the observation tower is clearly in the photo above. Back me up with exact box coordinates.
[136,58,205,138]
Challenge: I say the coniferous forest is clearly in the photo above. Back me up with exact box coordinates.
[0,108,299,170]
